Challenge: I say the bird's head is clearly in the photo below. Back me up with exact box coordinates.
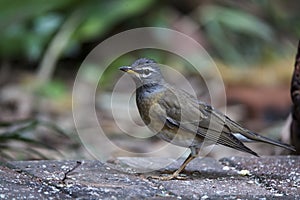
[119,58,165,86]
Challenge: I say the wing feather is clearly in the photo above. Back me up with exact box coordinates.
[156,88,259,156]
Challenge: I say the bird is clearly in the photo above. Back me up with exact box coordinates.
[119,58,296,180]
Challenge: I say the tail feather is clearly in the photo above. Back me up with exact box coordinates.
[247,131,296,151]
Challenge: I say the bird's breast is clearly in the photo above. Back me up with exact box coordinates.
[136,88,164,125]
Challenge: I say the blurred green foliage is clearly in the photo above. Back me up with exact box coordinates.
[36,80,68,99]
[0,0,299,69]
[0,0,155,60]
[0,0,72,59]
[199,4,275,64]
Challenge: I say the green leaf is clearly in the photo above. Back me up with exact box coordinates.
[200,5,274,41]
[0,0,74,29]
[74,0,155,41]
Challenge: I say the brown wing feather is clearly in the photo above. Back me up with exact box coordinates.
[158,86,259,156]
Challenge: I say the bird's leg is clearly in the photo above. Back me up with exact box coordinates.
[149,147,199,180]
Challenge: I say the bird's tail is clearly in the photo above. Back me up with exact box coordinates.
[246,131,295,151]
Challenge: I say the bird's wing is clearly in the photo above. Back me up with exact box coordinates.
[156,88,259,156]
[158,86,294,152]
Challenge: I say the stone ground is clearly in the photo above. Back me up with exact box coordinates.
[0,156,299,199]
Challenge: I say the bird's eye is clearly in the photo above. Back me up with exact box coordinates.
[144,69,151,76]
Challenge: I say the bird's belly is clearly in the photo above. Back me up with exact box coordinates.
[156,128,203,148]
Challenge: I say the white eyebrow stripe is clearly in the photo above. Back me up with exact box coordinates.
[142,66,156,71]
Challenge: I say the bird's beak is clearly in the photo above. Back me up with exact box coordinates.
[119,66,139,76]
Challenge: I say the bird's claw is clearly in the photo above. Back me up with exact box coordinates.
[147,174,187,181]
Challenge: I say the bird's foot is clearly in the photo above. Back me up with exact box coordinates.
[147,173,187,181]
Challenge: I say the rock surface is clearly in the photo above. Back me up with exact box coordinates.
[0,156,299,199]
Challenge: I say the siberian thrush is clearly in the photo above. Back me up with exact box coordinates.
[119,58,295,180]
